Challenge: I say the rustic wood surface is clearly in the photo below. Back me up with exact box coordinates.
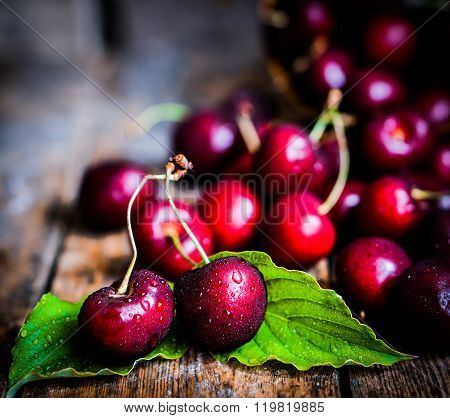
[0,0,448,398]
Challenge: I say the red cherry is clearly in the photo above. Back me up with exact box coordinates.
[357,176,422,238]
[309,49,353,94]
[309,136,340,196]
[199,179,261,251]
[78,160,154,230]
[330,180,365,223]
[350,69,406,113]
[364,16,416,65]
[172,110,238,174]
[295,0,334,38]
[263,192,336,268]
[363,111,433,171]
[78,270,174,360]
[133,200,213,278]
[255,123,316,194]
[416,90,450,130]
[433,145,450,184]
[336,237,412,309]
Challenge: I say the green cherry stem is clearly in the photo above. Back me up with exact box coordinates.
[164,229,197,266]
[318,89,350,215]
[410,188,449,201]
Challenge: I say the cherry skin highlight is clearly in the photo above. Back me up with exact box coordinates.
[330,180,365,224]
[416,90,450,130]
[350,69,405,113]
[262,192,336,268]
[172,110,238,174]
[78,270,174,360]
[174,256,267,351]
[363,110,433,171]
[357,176,422,238]
[390,257,450,348]
[133,200,213,278]
[433,145,450,185]
[78,160,153,230]
[255,123,316,194]
[335,237,412,309]
[199,179,261,251]
[295,0,334,39]
[364,16,416,65]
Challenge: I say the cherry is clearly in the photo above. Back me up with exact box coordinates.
[174,256,267,351]
[133,200,213,278]
[350,69,406,113]
[357,176,426,238]
[295,0,334,39]
[262,191,336,268]
[390,257,450,348]
[255,123,316,194]
[309,136,340,196]
[336,237,411,309]
[78,160,154,230]
[416,90,450,130]
[78,269,174,360]
[364,16,416,65]
[309,49,353,94]
[172,110,238,174]
[199,179,261,251]
[330,180,365,224]
[363,110,433,171]
[432,145,450,185]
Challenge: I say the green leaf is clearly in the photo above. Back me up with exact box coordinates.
[206,251,411,369]
[7,293,188,398]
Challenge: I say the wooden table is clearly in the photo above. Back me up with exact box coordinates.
[0,0,448,398]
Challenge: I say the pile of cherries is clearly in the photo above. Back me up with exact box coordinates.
[76,0,449,358]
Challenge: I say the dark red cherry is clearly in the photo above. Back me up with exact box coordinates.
[433,144,450,184]
[78,270,174,360]
[309,49,353,94]
[78,160,154,230]
[357,176,422,238]
[336,237,412,309]
[416,90,450,130]
[174,256,267,351]
[199,179,261,251]
[133,200,213,278]
[263,191,336,268]
[172,110,238,174]
[390,257,450,348]
[255,123,316,194]
[309,136,340,196]
[330,180,365,223]
[364,16,416,65]
[350,69,406,113]
[295,0,334,39]
[363,111,433,171]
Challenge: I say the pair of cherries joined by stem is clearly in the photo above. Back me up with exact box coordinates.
[78,155,267,360]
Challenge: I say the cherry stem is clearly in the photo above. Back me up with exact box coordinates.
[164,229,196,266]
[236,103,262,154]
[116,173,171,295]
[309,113,330,144]
[164,158,210,265]
[318,89,350,215]
[259,6,289,28]
[127,103,189,138]
[410,188,448,201]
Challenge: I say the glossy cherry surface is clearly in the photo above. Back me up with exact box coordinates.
[172,110,238,174]
[350,70,405,113]
[330,180,365,223]
[416,90,450,129]
[78,270,174,360]
[263,191,335,268]
[364,16,416,65]
[174,256,267,351]
[336,237,412,309]
[133,200,213,278]
[295,0,334,38]
[309,49,352,94]
[363,111,433,170]
[390,257,450,348]
[433,145,450,184]
[255,123,316,194]
[199,179,261,251]
[357,176,422,238]
[78,160,153,230]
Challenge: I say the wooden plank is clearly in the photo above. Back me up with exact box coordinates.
[348,355,449,398]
